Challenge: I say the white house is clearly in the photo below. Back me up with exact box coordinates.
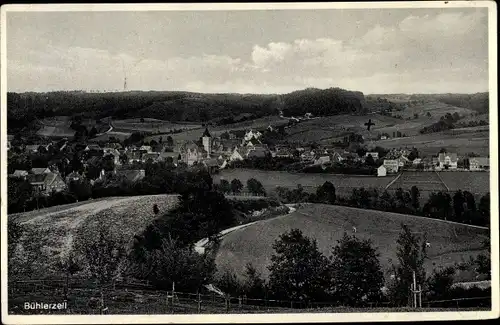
[380,135,388,140]
[438,152,458,169]
[365,152,379,160]
[377,165,387,177]
[412,158,422,165]
[229,148,244,162]
[383,159,399,173]
[139,145,152,153]
[469,157,490,171]
[314,156,331,165]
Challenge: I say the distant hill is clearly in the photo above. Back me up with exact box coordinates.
[370,93,489,114]
[7,87,368,132]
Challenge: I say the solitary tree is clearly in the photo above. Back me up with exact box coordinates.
[76,225,126,314]
[247,178,266,196]
[166,136,174,148]
[388,224,428,307]
[230,179,243,194]
[268,229,332,302]
[365,154,375,166]
[330,233,384,306]
[410,186,420,211]
[219,179,231,194]
[316,181,336,204]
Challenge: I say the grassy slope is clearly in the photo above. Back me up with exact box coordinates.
[215,204,489,282]
[10,195,180,276]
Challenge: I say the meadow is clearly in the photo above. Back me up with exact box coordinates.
[216,168,396,197]
[112,118,201,133]
[215,203,489,283]
[10,195,180,279]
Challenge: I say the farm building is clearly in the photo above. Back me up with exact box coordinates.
[159,152,180,165]
[469,157,490,171]
[365,152,379,160]
[65,171,84,184]
[25,144,41,153]
[142,152,160,163]
[27,172,67,195]
[314,155,331,165]
[229,148,245,161]
[438,152,458,170]
[179,141,204,166]
[377,165,387,177]
[247,147,268,159]
[31,167,52,175]
[139,145,152,153]
[12,170,29,178]
[126,151,142,164]
[412,158,422,165]
[84,144,102,152]
[103,148,121,165]
[383,159,399,173]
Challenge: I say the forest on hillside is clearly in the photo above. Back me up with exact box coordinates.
[7,87,369,132]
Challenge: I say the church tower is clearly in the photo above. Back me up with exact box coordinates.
[202,127,212,157]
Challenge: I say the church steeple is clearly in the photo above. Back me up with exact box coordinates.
[202,127,212,157]
[202,127,212,138]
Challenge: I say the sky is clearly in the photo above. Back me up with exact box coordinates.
[6,6,490,94]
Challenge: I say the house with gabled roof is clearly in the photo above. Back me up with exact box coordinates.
[469,157,489,171]
[229,147,245,162]
[27,172,67,195]
[142,152,160,163]
[179,140,203,166]
[12,170,29,179]
[31,167,52,175]
[438,152,458,170]
[159,152,180,166]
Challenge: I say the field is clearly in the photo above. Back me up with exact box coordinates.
[438,171,490,194]
[9,195,180,277]
[215,204,489,283]
[285,114,405,143]
[145,116,287,143]
[37,116,111,139]
[370,127,489,156]
[216,169,396,197]
[112,118,201,133]
[37,116,75,138]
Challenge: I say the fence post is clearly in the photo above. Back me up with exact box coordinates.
[239,296,242,310]
[198,293,202,313]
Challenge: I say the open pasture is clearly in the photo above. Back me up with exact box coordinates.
[112,118,201,133]
[438,172,490,195]
[37,116,75,138]
[216,168,396,197]
[215,204,489,282]
[370,127,489,156]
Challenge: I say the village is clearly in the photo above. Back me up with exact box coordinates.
[7,123,490,197]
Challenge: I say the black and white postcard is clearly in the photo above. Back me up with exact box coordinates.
[1,2,498,324]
